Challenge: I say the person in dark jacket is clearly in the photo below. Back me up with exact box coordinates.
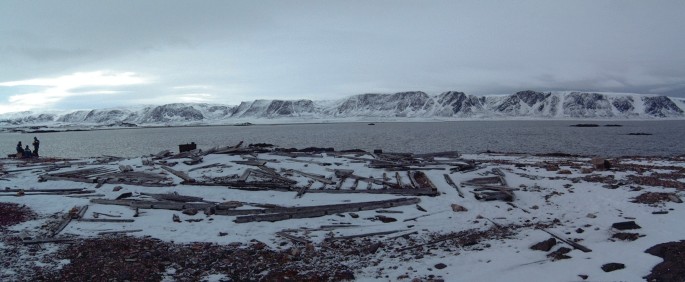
[16,141,24,158]
[23,145,32,158]
[32,137,40,157]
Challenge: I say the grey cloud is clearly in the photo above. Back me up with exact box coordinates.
[1,0,685,113]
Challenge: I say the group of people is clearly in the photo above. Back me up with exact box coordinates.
[16,137,40,158]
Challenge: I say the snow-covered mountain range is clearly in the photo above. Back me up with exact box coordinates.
[2,90,684,127]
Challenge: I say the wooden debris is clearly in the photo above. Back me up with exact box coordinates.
[538,228,592,253]
[141,192,204,203]
[97,229,143,235]
[326,229,407,241]
[443,174,464,198]
[233,197,421,223]
[161,165,195,183]
[77,218,135,223]
[295,181,315,198]
[276,231,311,244]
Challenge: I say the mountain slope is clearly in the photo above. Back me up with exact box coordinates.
[1,90,683,126]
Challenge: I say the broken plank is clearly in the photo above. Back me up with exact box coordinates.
[276,231,311,244]
[98,229,143,235]
[233,197,420,223]
[161,166,195,183]
[443,174,464,198]
[539,228,592,253]
[78,218,135,223]
[285,169,336,185]
[295,181,315,199]
[327,229,407,241]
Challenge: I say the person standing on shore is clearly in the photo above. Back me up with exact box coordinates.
[32,137,40,157]
[16,141,24,158]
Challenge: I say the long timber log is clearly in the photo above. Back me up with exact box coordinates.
[90,199,219,210]
[161,166,195,183]
[443,174,464,198]
[233,197,421,223]
[1,188,86,193]
[78,218,135,223]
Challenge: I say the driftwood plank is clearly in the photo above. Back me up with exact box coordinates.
[78,218,135,223]
[234,197,420,223]
[443,174,464,198]
[98,229,143,235]
[539,228,592,253]
[326,229,406,241]
[276,231,311,244]
[161,166,195,183]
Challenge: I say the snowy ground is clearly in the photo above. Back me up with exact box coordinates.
[1,147,684,281]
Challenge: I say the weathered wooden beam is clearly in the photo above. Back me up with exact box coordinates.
[161,165,195,183]
[295,181,314,199]
[234,197,421,223]
[98,229,143,235]
[539,228,592,253]
[0,188,86,193]
[443,174,464,198]
[276,231,311,244]
[326,229,407,241]
[78,218,135,223]
[285,169,336,185]
[141,192,204,203]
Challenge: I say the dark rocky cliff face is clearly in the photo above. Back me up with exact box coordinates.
[142,104,204,122]
[563,92,613,117]
[642,96,683,117]
[436,91,483,115]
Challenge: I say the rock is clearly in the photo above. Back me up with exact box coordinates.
[558,170,572,175]
[218,232,228,236]
[349,213,359,218]
[172,214,181,223]
[612,221,641,230]
[531,238,557,252]
[376,215,397,223]
[182,208,198,216]
[451,204,468,212]
[581,168,593,174]
[545,164,560,171]
[612,232,641,241]
[601,263,625,272]
[591,158,612,170]
[112,186,123,192]
[416,204,427,212]
[586,213,597,218]
[576,228,584,234]
[578,274,588,280]
[547,247,572,261]
[434,263,447,269]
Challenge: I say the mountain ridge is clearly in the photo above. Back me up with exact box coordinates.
[1,90,684,127]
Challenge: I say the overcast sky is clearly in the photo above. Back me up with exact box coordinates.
[1,0,684,113]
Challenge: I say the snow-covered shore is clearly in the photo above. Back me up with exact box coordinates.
[1,145,684,281]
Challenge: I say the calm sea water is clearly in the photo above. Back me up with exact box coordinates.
[1,121,683,158]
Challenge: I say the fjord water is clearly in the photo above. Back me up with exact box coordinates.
[1,120,683,158]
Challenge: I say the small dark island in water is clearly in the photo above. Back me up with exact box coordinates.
[627,133,653,136]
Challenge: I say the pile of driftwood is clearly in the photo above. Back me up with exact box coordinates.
[31,142,476,197]
[90,191,421,223]
[462,168,516,202]
[39,166,173,187]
